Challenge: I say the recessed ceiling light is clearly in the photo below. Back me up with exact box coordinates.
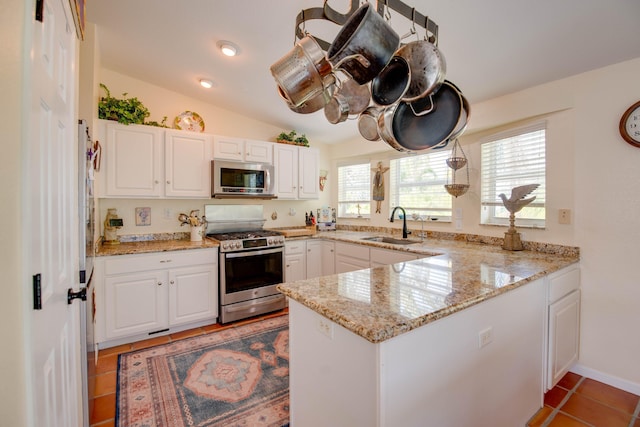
[199,79,213,89]
[217,40,239,57]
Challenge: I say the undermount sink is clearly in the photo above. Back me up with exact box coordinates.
[361,236,421,245]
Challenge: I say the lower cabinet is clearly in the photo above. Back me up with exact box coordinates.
[370,247,418,267]
[335,242,371,273]
[285,240,306,282]
[95,248,218,347]
[546,264,581,390]
[320,240,335,276]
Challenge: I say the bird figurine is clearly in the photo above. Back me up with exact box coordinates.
[499,184,539,251]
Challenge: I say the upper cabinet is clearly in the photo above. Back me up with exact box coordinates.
[274,144,319,200]
[213,135,273,164]
[99,120,212,198]
[164,129,212,198]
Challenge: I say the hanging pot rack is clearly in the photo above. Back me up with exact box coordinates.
[295,0,439,51]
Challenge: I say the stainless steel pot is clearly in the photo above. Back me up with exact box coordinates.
[280,77,336,114]
[371,56,411,106]
[327,3,400,85]
[377,80,463,152]
[270,35,332,107]
[396,40,446,103]
[324,93,350,124]
[358,106,382,141]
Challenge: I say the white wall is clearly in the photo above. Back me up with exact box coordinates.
[330,57,640,391]
[1,0,30,425]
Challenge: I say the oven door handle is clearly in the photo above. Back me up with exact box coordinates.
[224,246,284,259]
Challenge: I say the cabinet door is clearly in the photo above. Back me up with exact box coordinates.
[321,241,335,276]
[168,264,218,326]
[370,248,418,267]
[245,139,273,164]
[104,270,168,339]
[165,130,212,197]
[213,135,244,161]
[105,122,163,197]
[285,253,306,282]
[298,147,319,199]
[548,289,581,388]
[274,144,298,199]
[306,240,322,279]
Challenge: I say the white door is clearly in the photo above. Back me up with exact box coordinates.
[24,0,82,425]
[165,129,212,197]
[274,144,298,199]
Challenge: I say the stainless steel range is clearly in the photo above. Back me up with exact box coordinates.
[205,205,286,324]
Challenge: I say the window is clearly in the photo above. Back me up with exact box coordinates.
[389,150,452,220]
[338,162,371,218]
[480,123,546,226]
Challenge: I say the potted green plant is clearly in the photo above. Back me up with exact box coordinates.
[276,130,309,147]
[98,83,150,125]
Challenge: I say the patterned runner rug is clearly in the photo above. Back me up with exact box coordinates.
[116,315,289,427]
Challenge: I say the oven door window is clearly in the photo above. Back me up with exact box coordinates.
[224,249,283,294]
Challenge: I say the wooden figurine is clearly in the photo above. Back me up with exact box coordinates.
[372,161,390,214]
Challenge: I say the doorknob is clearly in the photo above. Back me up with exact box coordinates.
[67,287,87,305]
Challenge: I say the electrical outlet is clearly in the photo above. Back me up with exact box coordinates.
[478,327,493,348]
[163,208,172,220]
[559,209,571,225]
[317,318,334,339]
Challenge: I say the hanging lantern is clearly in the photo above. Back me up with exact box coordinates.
[444,139,469,197]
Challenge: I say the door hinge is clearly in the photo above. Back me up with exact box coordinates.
[33,274,42,310]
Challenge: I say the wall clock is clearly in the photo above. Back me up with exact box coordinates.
[619,100,640,148]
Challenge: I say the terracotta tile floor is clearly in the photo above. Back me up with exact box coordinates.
[88,309,288,427]
[528,372,640,427]
[89,311,639,427]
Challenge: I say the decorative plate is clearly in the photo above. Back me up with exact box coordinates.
[173,111,205,132]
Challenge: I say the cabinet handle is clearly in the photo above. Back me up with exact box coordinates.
[160,259,172,263]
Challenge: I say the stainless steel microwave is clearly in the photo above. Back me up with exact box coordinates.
[211,160,276,199]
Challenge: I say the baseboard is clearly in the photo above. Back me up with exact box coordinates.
[571,363,640,395]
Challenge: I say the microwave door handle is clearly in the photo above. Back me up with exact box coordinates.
[265,168,271,192]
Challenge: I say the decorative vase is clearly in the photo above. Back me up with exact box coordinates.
[190,225,203,242]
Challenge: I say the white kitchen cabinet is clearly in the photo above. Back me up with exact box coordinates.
[306,240,322,279]
[321,240,335,276]
[213,135,273,164]
[285,240,306,282]
[100,120,213,198]
[164,129,212,197]
[103,121,164,197]
[95,248,218,347]
[370,247,418,267]
[335,242,370,273]
[274,144,319,199]
[546,264,581,390]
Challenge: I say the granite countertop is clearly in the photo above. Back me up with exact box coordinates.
[277,230,580,344]
[96,237,218,256]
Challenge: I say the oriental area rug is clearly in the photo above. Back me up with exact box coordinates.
[116,315,290,427]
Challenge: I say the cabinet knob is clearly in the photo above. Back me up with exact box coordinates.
[166,180,170,184]
[154,180,159,184]
[170,280,175,285]
[157,282,162,286]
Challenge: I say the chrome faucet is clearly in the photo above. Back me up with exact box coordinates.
[390,206,411,239]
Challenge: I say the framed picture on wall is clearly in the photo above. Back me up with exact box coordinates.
[69,0,85,40]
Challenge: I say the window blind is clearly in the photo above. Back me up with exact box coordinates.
[338,162,371,217]
[480,123,546,224]
[390,150,452,219]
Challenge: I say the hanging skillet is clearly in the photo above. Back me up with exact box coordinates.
[377,80,463,152]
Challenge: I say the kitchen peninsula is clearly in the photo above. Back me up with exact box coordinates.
[278,231,580,427]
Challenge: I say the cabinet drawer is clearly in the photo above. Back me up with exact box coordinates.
[370,248,417,265]
[548,265,580,303]
[285,240,306,255]
[104,248,217,276]
[335,242,370,261]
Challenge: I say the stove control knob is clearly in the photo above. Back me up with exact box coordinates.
[267,238,273,244]
[235,241,242,249]
[222,243,228,250]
